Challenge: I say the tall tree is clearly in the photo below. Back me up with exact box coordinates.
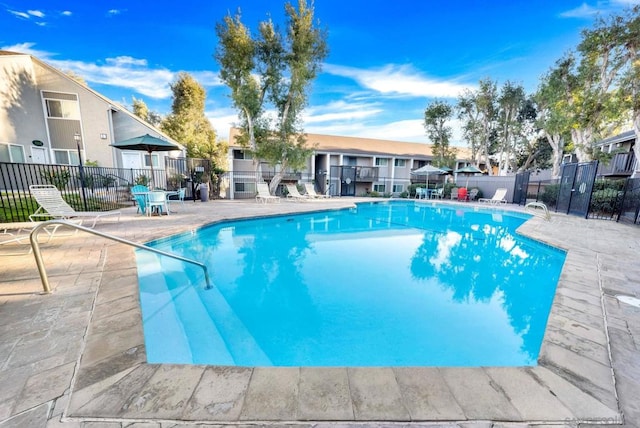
[458,79,498,174]
[132,97,163,127]
[215,0,328,193]
[569,13,628,161]
[161,73,227,170]
[496,81,526,175]
[423,100,457,167]
[619,6,640,177]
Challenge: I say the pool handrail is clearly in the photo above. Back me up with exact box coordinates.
[29,219,212,294]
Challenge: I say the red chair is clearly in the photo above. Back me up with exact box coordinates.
[457,187,468,201]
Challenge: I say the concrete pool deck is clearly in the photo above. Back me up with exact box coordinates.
[0,198,639,427]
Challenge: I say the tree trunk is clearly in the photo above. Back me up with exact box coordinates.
[268,159,288,195]
[632,114,640,178]
[571,128,592,163]
[545,131,564,179]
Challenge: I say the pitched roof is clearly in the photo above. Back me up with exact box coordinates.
[229,128,472,160]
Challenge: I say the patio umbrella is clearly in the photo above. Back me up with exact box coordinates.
[454,165,483,188]
[411,164,446,190]
[111,134,181,189]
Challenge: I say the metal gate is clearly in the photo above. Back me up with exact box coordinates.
[556,161,598,218]
[340,166,356,196]
[513,171,530,205]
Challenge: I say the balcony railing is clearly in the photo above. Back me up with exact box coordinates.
[598,152,636,176]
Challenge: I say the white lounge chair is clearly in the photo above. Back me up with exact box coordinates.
[303,183,330,198]
[478,188,508,204]
[285,184,310,201]
[255,183,280,203]
[29,185,121,227]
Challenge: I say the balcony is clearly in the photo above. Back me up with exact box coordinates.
[598,152,636,177]
[355,166,379,182]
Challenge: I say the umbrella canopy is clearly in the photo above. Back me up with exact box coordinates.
[411,164,446,189]
[454,165,483,188]
[111,134,181,188]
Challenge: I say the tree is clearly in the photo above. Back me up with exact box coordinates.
[423,100,457,167]
[496,81,526,175]
[618,6,640,177]
[132,97,163,127]
[64,70,87,86]
[535,55,575,178]
[568,13,628,161]
[458,78,498,174]
[215,0,328,193]
[161,73,227,170]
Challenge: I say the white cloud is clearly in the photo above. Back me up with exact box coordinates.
[61,11,72,16]
[559,2,599,18]
[324,63,475,99]
[559,0,640,18]
[107,9,123,16]
[106,56,148,67]
[8,10,29,19]
[303,100,383,124]
[191,71,224,88]
[206,109,239,140]
[0,42,53,58]
[28,10,45,18]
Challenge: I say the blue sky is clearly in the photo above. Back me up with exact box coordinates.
[2,0,638,145]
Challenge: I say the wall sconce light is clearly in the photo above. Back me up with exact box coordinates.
[100,133,108,139]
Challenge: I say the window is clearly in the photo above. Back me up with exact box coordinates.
[45,99,80,119]
[144,154,159,167]
[53,149,80,165]
[233,150,252,160]
[373,184,386,192]
[235,182,255,193]
[0,144,26,163]
[375,158,388,166]
[344,156,357,166]
[394,159,406,167]
[393,184,404,192]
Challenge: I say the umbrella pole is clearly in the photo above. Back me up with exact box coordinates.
[148,150,154,190]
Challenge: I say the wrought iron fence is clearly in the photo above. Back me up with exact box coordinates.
[0,162,170,222]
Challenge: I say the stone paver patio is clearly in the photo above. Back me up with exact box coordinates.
[0,198,639,427]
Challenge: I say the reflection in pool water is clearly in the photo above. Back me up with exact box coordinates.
[137,201,565,366]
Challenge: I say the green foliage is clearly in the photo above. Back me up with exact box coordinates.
[161,73,227,171]
[41,169,71,190]
[135,174,150,186]
[399,191,409,198]
[590,188,623,216]
[424,100,457,167]
[215,0,328,190]
[539,183,560,206]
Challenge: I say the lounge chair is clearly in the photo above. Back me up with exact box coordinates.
[285,184,310,201]
[467,188,479,201]
[255,183,280,203]
[450,187,458,200]
[29,185,121,227]
[303,183,330,198]
[478,188,508,204]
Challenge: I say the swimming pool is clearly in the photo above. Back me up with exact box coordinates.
[136,201,566,367]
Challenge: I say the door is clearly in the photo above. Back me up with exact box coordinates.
[31,147,47,164]
[122,152,142,169]
[513,171,530,205]
[340,166,356,196]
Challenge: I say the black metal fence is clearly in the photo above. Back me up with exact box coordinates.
[526,175,640,223]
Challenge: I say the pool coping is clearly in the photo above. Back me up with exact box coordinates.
[63,200,623,424]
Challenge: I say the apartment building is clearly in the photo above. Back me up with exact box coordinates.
[0,50,183,170]
[227,128,476,198]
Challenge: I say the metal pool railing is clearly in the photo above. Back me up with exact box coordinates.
[29,220,212,293]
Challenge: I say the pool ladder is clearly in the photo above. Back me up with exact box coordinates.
[30,219,212,294]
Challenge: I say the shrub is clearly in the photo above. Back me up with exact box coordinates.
[590,188,623,215]
[539,183,560,206]
[399,191,409,198]
[41,169,71,190]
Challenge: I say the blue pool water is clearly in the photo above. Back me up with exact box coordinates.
[136,201,566,367]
